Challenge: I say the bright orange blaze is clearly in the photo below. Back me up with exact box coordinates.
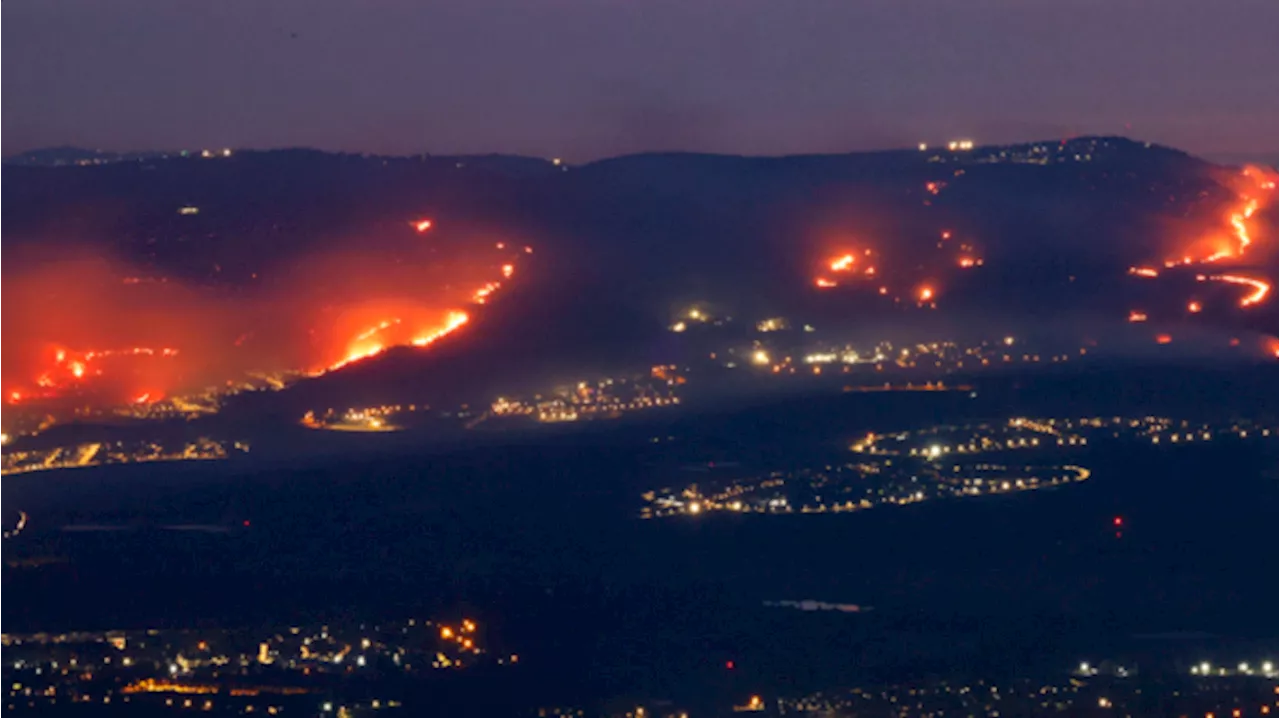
[829,254,856,272]
[958,257,975,268]
[326,311,471,372]
[473,282,501,304]
[918,287,934,302]
[5,231,527,411]
[411,311,469,347]
[15,346,182,400]
[1128,267,1159,278]
[306,248,517,375]
[1155,334,1172,345]
[1128,311,1148,323]
[815,278,838,288]
[1187,301,1202,313]
[1165,165,1277,266]
[1209,274,1270,307]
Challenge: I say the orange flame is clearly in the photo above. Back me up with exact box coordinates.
[829,254,856,272]
[411,311,469,347]
[473,282,502,304]
[1208,274,1270,307]
[326,311,470,372]
[1168,166,1277,266]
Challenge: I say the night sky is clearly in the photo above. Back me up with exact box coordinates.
[3,0,1275,161]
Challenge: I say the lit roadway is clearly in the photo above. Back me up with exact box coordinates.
[1,506,28,540]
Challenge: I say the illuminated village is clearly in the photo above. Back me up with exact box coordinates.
[640,416,1275,520]
[1,438,246,477]
[772,662,1280,718]
[2,617,512,715]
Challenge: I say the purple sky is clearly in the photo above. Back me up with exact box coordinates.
[4,0,1275,161]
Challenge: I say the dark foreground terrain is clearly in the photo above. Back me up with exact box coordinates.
[3,366,1277,715]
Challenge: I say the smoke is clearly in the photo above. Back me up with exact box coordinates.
[1,226,517,406]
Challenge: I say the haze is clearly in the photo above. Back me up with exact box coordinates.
[4,0,1276,161]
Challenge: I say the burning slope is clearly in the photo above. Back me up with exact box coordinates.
[1157,165,1277,307]
[1128,165,1277,319]
[1200,274,1270,308]
[2,221,526,412]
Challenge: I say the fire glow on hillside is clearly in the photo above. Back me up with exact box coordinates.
[1158,166,1277,306]
[2,220,525,410]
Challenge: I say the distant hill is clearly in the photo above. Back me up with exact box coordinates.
[3,136,1274,408]
[4,145,563,177]
[4,146,179,167]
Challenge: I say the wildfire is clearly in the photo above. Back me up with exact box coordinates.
[473,282,501,304]
[1221,198,1259,258]
[4,226,527,411]
[353,318,402,343]
[1207,274,1270,307]
[326,311,471,372]
[918,286,934,302]
[11,346,182,403]
[829,254,856,272]
[1166,166,1277,266]
[411,311,469,347]
[1127,166,1275,316]
[815,248,877,288]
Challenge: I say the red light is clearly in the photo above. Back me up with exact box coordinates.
[725,661,735,670]
[1113,516,1123,527]
[243,520,251,527]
